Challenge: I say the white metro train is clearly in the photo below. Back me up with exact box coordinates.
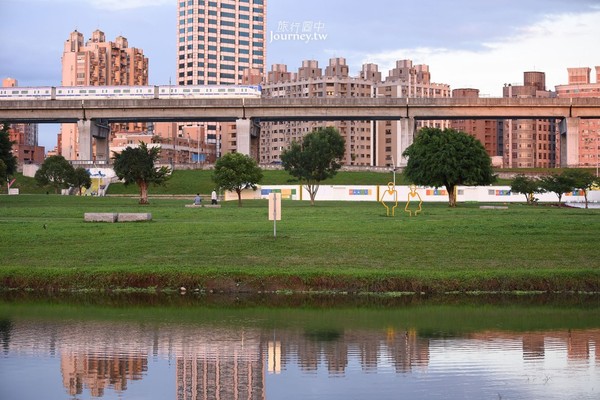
[0,85,262,100]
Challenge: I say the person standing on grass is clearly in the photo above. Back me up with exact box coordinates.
[211,190,218,205]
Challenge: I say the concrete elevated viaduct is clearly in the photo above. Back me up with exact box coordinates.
[1,97,599,166]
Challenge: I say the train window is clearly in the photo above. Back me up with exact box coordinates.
[123,89,130,93]
[218,89,226,92]
[114,89,121,93]
[21,90,29,94]
[89,90,96,93]
[227,88,235,92]
[80,90,87,93]
[192,89,200,92]
[183,89,191,92]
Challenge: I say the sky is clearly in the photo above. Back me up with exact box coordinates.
[1,0,599,150]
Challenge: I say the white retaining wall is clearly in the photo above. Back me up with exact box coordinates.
[247,184,600,204]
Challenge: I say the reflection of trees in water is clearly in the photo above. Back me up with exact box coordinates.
[304,328,342,342]
[0,318,12,353]
[288,328,429,374]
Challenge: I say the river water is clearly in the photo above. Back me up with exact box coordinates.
[0,293,598,400]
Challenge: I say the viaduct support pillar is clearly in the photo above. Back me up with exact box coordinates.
[560,117,580,168]
[236,118,251,156]
[236,118,260,157]
[77,120,93,161]
[77,119,110,162]
[397,117,416,167]
[94,119,110,162]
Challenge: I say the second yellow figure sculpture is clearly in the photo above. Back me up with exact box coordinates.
[404,184,423,216]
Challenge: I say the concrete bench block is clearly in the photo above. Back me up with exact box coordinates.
[204,204,221,208]
[480,206,509,210]
[117,213,152,222]
[84,213,118,223]
[185,204,203,208]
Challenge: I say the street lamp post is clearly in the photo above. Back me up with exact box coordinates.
[596,132,600,178]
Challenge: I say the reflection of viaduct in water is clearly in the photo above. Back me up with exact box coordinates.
[2,320,599,399]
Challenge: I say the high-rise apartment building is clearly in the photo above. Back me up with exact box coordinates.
[2,78,44,165]
[175,0,267,157]
[555,66,600,171]
[60,30,148,160]
[502,72,558,168]
[176,0,266,86]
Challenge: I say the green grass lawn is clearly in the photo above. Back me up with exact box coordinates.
[0,194,598,293]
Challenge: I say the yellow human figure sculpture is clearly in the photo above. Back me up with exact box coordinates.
[380,182,399,216]
[404,184,423,216]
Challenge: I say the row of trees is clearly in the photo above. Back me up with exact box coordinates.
[214,126,495,208]
[398,127,599,208]
[511,170,598,208]
[30,143,170,202]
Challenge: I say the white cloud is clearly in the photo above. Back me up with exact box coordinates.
[360,10,600,97]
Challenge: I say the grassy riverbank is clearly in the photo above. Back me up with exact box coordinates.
[0,195,598,293]
[2,292,599,333]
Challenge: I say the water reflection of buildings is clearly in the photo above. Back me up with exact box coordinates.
[469,330,599,363]
[2,320,599,398]
[175,330,264,400]
[61,352,147,397]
